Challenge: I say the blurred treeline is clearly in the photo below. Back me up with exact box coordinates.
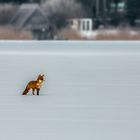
[0,0,139,26]
[0,0,139,40]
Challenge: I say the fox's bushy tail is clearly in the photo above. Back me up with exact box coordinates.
[22,86,29,95]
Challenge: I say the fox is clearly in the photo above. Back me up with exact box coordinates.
[22,74,45,96]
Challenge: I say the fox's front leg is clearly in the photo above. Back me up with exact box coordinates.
[37,89,40,96]
[32,89,35,95]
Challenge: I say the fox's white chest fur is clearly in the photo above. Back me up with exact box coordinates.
[36,80,43,88]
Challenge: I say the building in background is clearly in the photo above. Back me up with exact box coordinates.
[10,4,52,40]
[69,18,93,31]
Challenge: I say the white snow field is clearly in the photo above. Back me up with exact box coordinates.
[0,41,140,140]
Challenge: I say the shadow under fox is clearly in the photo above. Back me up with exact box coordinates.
[22,74,45,96]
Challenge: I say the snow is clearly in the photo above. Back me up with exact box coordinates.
[0,41,140,140]
[80,29,140,39]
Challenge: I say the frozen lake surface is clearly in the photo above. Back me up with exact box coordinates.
[0,41,140,140]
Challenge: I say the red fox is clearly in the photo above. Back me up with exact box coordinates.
[22,74,45,95]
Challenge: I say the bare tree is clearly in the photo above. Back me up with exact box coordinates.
[42,0,86,29]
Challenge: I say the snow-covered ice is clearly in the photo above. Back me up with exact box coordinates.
[0,41,140,140]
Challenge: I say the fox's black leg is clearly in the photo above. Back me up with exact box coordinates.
[32,89,35,95]
[37,89,40,96]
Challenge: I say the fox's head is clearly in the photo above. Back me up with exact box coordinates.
[38,74,45,82]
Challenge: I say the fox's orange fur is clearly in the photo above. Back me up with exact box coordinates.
[22,74,45,95]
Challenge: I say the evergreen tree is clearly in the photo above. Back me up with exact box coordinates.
[126,0,140,25]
